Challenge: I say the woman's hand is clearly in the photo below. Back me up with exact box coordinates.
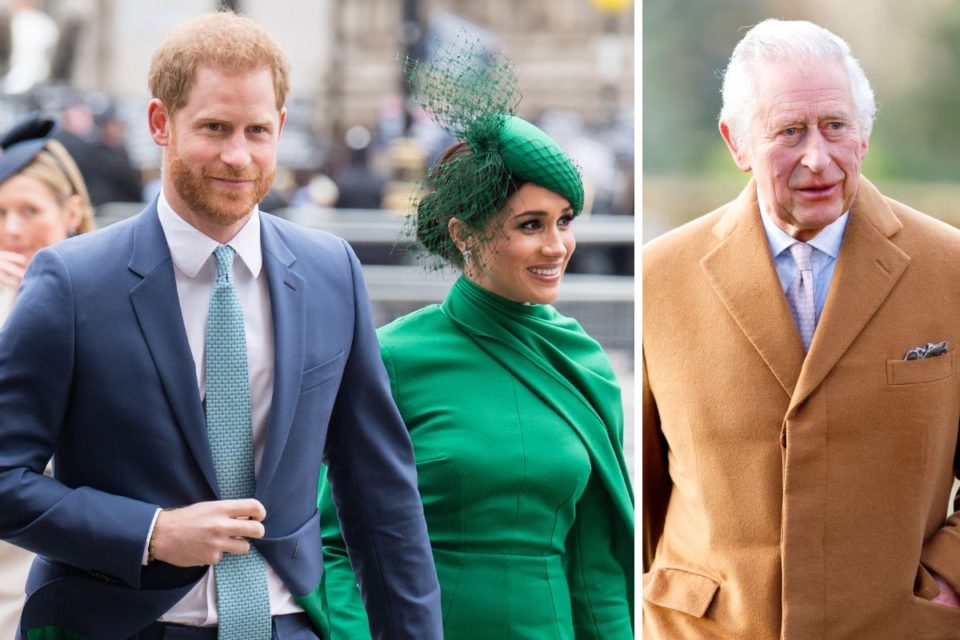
[0,251,27,289]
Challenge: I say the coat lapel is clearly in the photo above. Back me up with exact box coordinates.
[256,217,305,498]
[128,205,219,497]
[700,181,806,398]
[789,178,909,411]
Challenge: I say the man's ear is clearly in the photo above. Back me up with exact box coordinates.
[277,107,287,138]
[719,121,752,173]
[148,99,171,146]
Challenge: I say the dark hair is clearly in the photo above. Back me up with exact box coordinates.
[415,140,526,266]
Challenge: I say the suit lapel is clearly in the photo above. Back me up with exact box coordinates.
[789,178,909,411]
[256,217,305,498]
[700,181,806,398]
[128,205,219,496]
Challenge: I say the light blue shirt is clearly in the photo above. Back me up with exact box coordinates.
[758,199,849,324]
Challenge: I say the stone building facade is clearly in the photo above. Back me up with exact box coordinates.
[12,0,632,133]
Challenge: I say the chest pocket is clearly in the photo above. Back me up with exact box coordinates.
[301,351,344,393]
[887,351,954,385]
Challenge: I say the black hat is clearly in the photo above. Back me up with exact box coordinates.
[0,113,58,184]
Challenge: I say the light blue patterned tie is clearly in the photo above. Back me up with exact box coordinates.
[206,245,272,640]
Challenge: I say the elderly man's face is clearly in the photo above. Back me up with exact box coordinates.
[721,60,869,241]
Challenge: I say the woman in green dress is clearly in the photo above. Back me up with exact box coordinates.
[315,43,634,639]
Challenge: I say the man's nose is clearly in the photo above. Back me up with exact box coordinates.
[220,132,252,169]
[801,130,831,173]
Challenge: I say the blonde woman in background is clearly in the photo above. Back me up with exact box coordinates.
[0,113,94,639]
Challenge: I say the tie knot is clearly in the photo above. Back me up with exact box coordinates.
[213,245,236,283]
[788,241,813,272]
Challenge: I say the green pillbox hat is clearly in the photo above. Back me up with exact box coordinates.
[499,115,583,216]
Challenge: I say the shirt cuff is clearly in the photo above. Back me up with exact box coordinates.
[142,507,162,566]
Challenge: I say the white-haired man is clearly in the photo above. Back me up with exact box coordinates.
[643,19,960,639]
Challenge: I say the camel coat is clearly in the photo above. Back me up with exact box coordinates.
[643,178,960,639]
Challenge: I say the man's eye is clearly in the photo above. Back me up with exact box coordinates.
[783,127,799,136]
[206,123,222,131]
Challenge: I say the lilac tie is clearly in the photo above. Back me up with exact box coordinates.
[786,242,816,352]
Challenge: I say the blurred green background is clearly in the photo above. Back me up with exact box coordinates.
[643,0,960,240]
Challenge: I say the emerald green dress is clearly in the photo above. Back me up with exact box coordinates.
[315,277,634,639]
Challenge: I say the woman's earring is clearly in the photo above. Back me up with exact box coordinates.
[461,248,472,262]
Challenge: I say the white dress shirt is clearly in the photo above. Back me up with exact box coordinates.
[154,190,302,624]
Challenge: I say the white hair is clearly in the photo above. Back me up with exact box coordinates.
[719,19,876,147]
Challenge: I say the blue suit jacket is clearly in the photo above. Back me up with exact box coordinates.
[0,203,442,639]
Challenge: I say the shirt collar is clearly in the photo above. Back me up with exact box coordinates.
[757,188,849,259]
[157,188,263,278]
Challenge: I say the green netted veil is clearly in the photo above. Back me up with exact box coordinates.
[405,35,584,268]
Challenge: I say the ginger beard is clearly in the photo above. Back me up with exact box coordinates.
[167,136,274,226]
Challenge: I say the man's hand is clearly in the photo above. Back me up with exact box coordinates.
[150,499,266,567]
[932,573,960,608]
[0,251,27,289]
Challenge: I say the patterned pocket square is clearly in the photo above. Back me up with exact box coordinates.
[903,341,948,360]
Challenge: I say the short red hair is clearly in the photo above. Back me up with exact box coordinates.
[147,11,291,115]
